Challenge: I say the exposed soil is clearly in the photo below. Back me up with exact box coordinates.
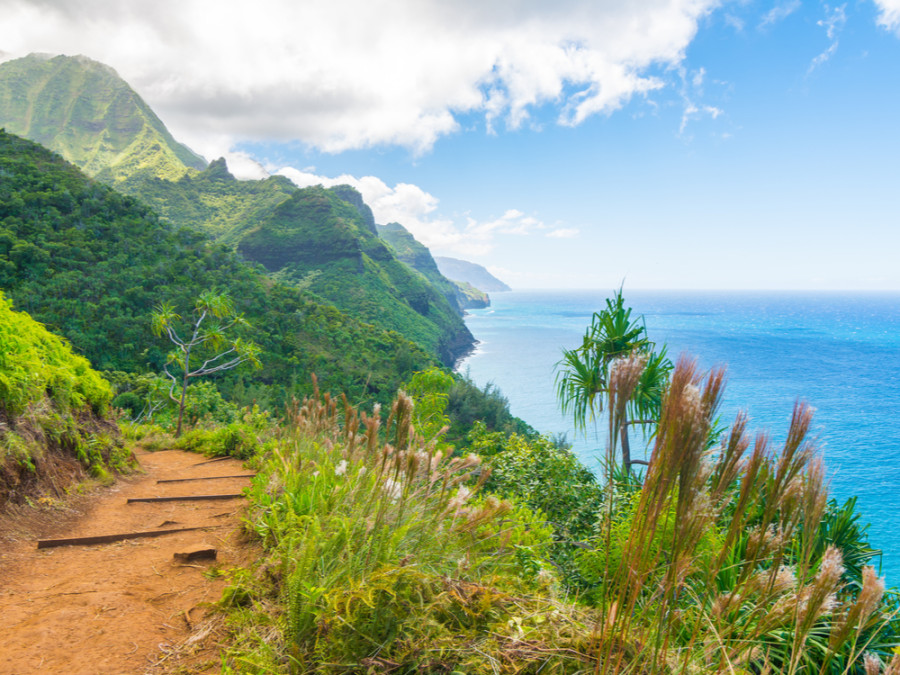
[0,449,257,674]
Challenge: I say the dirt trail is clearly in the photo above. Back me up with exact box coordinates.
[0,449,256,674]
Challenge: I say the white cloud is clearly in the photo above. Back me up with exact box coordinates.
[874,0,900,33]
[677,66,724,134]
[546,228,580,238]
[0,0,720,157]
[277,167,543,256]
[724,14,745,32]
[809,4,847,73]
[220,151,269,180]
[758,0,801,29]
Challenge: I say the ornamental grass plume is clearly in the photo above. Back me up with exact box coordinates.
[240,385,592,672]
[585,356,898,675]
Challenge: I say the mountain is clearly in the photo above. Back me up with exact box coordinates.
[0,129,433,407]
[451,280,491,309]
[126,163,474,363]
[434,257,512,293]
[0,53,206,182]
[377,222,489,310]
[238,189,473,364]
[0,53,474,364]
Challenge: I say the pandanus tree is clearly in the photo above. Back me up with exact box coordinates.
[555,289,672,472]
[152,291,261,437]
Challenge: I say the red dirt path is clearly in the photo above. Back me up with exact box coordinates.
[0,449,254,674]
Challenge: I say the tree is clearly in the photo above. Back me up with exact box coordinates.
[555,289,672,472]
[152,291,261,437]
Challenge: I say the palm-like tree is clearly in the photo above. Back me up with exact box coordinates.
[555,289,672,471]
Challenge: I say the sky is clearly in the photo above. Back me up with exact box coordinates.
[1,0,899,290]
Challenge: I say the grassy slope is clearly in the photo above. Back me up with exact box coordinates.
[0,130,433,409]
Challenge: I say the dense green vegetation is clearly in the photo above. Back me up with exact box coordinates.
[0,130,433,410]
[0,291,128,507]
[377,221,476,311]
[116,158,298,245]
[238,187,473,363]
[104,154,475,364]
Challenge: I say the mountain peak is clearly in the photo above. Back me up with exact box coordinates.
[0,53,206,181]
[204,157,235,181]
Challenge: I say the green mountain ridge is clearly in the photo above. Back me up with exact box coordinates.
[239,189,473,364]
[0,53,474,365]
[377,222,489,310]
[0,53,206,182]
[0,129,432,408]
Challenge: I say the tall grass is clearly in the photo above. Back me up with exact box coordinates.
[236,384,588,673]
[584,354,900,674]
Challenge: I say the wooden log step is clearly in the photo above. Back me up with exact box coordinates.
[174,546,217,562]
[36,526,216,549]
[157,474,255,484]
[191,456,232,467]
[127,494,244,503]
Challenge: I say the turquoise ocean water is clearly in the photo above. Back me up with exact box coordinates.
[457,290,900,582]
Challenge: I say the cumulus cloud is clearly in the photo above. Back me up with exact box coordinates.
[276,167,543,256]
[0,0,719,157]
[873,0,900,33]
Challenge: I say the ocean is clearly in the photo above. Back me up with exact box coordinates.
[457,290,900,582]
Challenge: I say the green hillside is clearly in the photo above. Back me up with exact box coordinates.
[377,222,460,306]
[377,221,490,310]
[0,130,432,408]
[0,290,127,507]
[123,162,474,363]
[116,158,298,244]
[0,53,206,183]
[238,188,474,364]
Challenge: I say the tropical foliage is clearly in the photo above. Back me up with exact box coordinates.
[151,291,261,436]
[0,291,128,506]
[556,289,673,470]
[216,360,900,674]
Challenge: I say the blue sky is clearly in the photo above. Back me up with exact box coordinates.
[2,0,899,289]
